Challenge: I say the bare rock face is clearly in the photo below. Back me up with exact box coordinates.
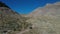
[25,2,60,34]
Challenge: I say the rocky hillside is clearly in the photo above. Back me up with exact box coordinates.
[24,2,60,34]
[28,2,60,18]
[0,2,31,34]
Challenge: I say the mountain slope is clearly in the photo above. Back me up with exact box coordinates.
[25,2,60,34]
[0,2,31,34]
[28,2,60,18]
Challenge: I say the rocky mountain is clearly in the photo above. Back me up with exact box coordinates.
[0,2,31,34]
[24,2,60,34]
[28,2,60,18]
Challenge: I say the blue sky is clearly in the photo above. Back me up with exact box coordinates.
[0,0,60,14]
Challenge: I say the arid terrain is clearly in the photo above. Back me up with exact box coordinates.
[22,2,60,34]
[0,2,60,34]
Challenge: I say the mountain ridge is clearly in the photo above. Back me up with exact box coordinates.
[28,2,60,18]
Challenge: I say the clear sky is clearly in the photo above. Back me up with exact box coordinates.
[0,0,60,14]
